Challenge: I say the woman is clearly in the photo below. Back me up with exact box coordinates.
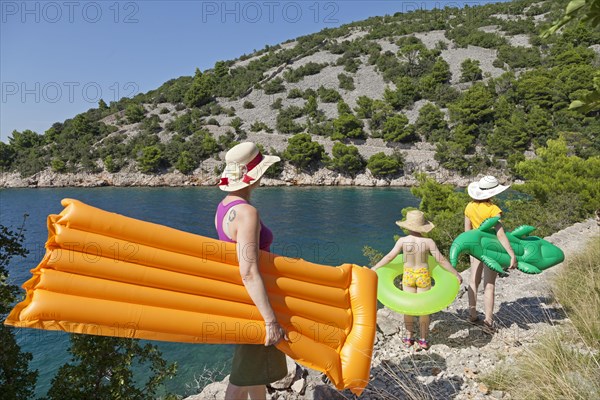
[465,176,517,333]
[215,142,287,400]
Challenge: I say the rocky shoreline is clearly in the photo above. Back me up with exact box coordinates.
[0,166,482,189]
[188,219,599,400]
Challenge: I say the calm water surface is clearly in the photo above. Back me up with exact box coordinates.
[0,186,419,397]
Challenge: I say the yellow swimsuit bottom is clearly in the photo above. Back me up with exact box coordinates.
[402,267,431,289]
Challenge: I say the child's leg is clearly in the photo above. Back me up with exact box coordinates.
[403,285,417,338]
[468,258,484,320]
[404,315,415,339]
[482,266,498,324]
[417,286,431,339]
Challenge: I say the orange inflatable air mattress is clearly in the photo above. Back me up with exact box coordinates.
[4,199,377,395]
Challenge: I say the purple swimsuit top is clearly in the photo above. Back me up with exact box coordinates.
[215,199,274,252]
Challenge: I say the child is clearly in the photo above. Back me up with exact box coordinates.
[373,210,463,350]
[465,176,516,334]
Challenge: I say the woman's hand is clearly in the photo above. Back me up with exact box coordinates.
[265,321,287,346]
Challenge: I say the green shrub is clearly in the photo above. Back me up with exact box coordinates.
[243,101,255,109]
[367,152,403,177]
[383,115,418,144]
[137,145,164,173]
[355,96,375,119]
[250,121,272,133]
[449,83,495,126]
[338,73,355,91]
[51,158,66,173]
[283,62,327,83]
[460,58,483,82]
[184,68,215,107]
[415,103,449,142]
[276,106,305,134]
[384,77,419,110]
[496,45,542,69]
[125,104,146,124]
[287,88,304,99]
[141,115,162,134]
[103,155,122,173]
[514,137,600,215]
[284,133,325,169]
[447,26,507,48]
[175,150,196,174]
[317,86,342,103]
[271,98,283,110]
[332,113,365,140]
[184,68,213,108]
[328,142,365,175]
[166,110,203,136]
[263,78,286,94]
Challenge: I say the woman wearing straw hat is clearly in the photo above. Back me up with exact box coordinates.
[373,210,462,350]
[215,142,287,399]
[465,176,517,334]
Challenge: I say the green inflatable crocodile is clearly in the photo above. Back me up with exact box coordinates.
[449,216,565,275]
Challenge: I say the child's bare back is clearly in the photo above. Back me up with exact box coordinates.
[399,235,435,270]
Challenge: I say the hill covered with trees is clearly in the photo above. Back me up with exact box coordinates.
[1,0,598,185]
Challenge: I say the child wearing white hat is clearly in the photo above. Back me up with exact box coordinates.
[465,176,516,333]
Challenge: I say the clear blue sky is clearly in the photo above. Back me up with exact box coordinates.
[0,0,510,143]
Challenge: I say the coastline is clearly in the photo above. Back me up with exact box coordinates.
[0,167,482,189]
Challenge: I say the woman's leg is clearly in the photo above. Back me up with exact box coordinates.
[225,383,266,400]
[468,257,483,320]
[482,266,498,325]
[247,385,267,400]
[225,383,248,399]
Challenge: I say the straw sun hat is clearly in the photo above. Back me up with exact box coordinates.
[396,210,435,233]
[467,176,511,200]
[218,142,280,192]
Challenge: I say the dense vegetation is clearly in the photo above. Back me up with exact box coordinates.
[0,0,598,184]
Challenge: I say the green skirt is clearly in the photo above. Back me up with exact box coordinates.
[229,344,288,386]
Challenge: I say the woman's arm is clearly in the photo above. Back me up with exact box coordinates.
[428,239,463,284]
[372,238,404,271]
[495,222,517,269]
[235,205,285,345]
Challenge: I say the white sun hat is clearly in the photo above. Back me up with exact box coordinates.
[218,142,280,192]
[467,176,511,200]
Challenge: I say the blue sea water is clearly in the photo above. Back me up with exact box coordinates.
[0,186,419,398]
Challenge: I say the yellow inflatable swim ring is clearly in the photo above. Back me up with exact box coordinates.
[4,199,377,395]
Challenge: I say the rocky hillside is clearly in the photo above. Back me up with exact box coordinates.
[188,218,600,400]
[2,0,599,187]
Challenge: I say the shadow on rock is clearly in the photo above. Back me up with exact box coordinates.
[494,296,566,329]
[426,311,494,349]
[360,356,464,399]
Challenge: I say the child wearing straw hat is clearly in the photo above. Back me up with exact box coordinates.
[215,142,287,399]
[465,176,517,334]
[373,210,462,350]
